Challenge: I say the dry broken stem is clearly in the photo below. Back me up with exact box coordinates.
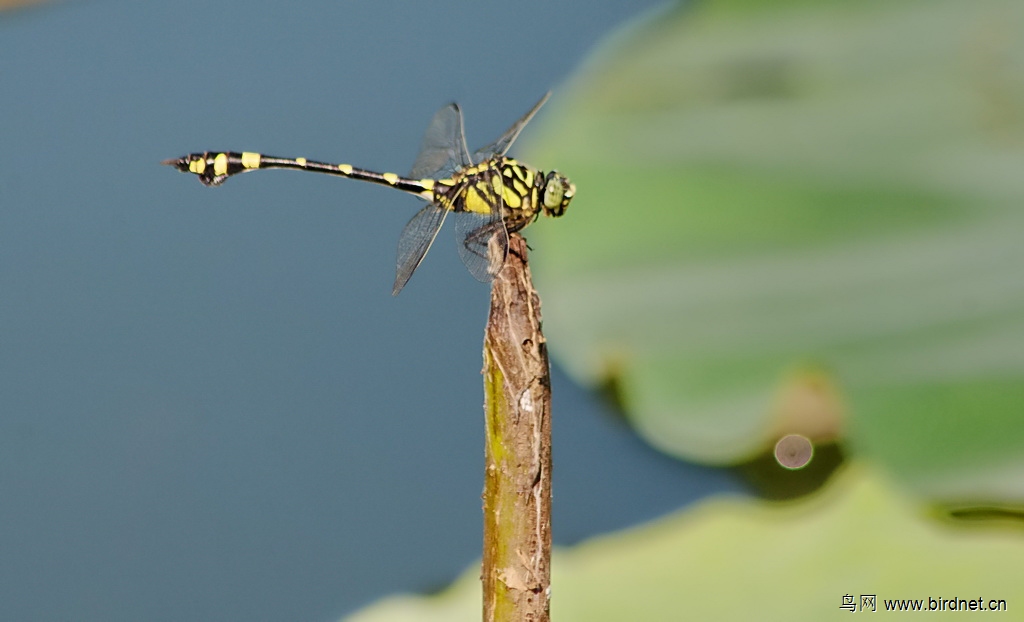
[481,233,553,622]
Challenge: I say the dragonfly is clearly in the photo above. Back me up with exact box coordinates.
[163,92,574,295]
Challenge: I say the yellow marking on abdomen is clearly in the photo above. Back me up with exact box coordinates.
[241,152,261,169]
[213,153,229,176]
[417,178,435,199]
[382,172,400,185]
[189,158,206,174]
[296,157,307,167]
[337,163,353,175]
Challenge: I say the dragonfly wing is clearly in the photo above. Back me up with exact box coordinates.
[408,103,472,180]
[393,202,449,295]
[471,91,551,163]
[454,169,508,283]
[455,211,508,283]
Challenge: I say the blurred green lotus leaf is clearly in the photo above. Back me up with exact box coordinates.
[346,465,1023,621]
[520,0,1024,495]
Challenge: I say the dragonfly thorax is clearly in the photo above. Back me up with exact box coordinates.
[434,157,573,234]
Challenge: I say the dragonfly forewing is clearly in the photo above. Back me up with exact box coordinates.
[471,92,550,164]
[408,103,472,180]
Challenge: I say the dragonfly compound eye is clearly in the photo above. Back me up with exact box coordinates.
[542,172,573,217]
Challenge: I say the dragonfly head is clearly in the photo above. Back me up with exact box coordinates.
[541,171,574,218]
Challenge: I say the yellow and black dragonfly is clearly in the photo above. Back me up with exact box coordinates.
[163,93,574,295]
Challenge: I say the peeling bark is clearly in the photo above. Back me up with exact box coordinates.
[481,233,552,622]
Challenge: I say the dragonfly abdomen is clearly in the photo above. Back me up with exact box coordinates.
[164,151,434,199]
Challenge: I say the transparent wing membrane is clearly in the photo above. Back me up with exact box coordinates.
[455,211,508,283]
[393,203,449,295]
[454,169,508,282]
[455,92,550,278]
[471,91,550,164]
[408,103,472,180]
[399,93,544,290]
